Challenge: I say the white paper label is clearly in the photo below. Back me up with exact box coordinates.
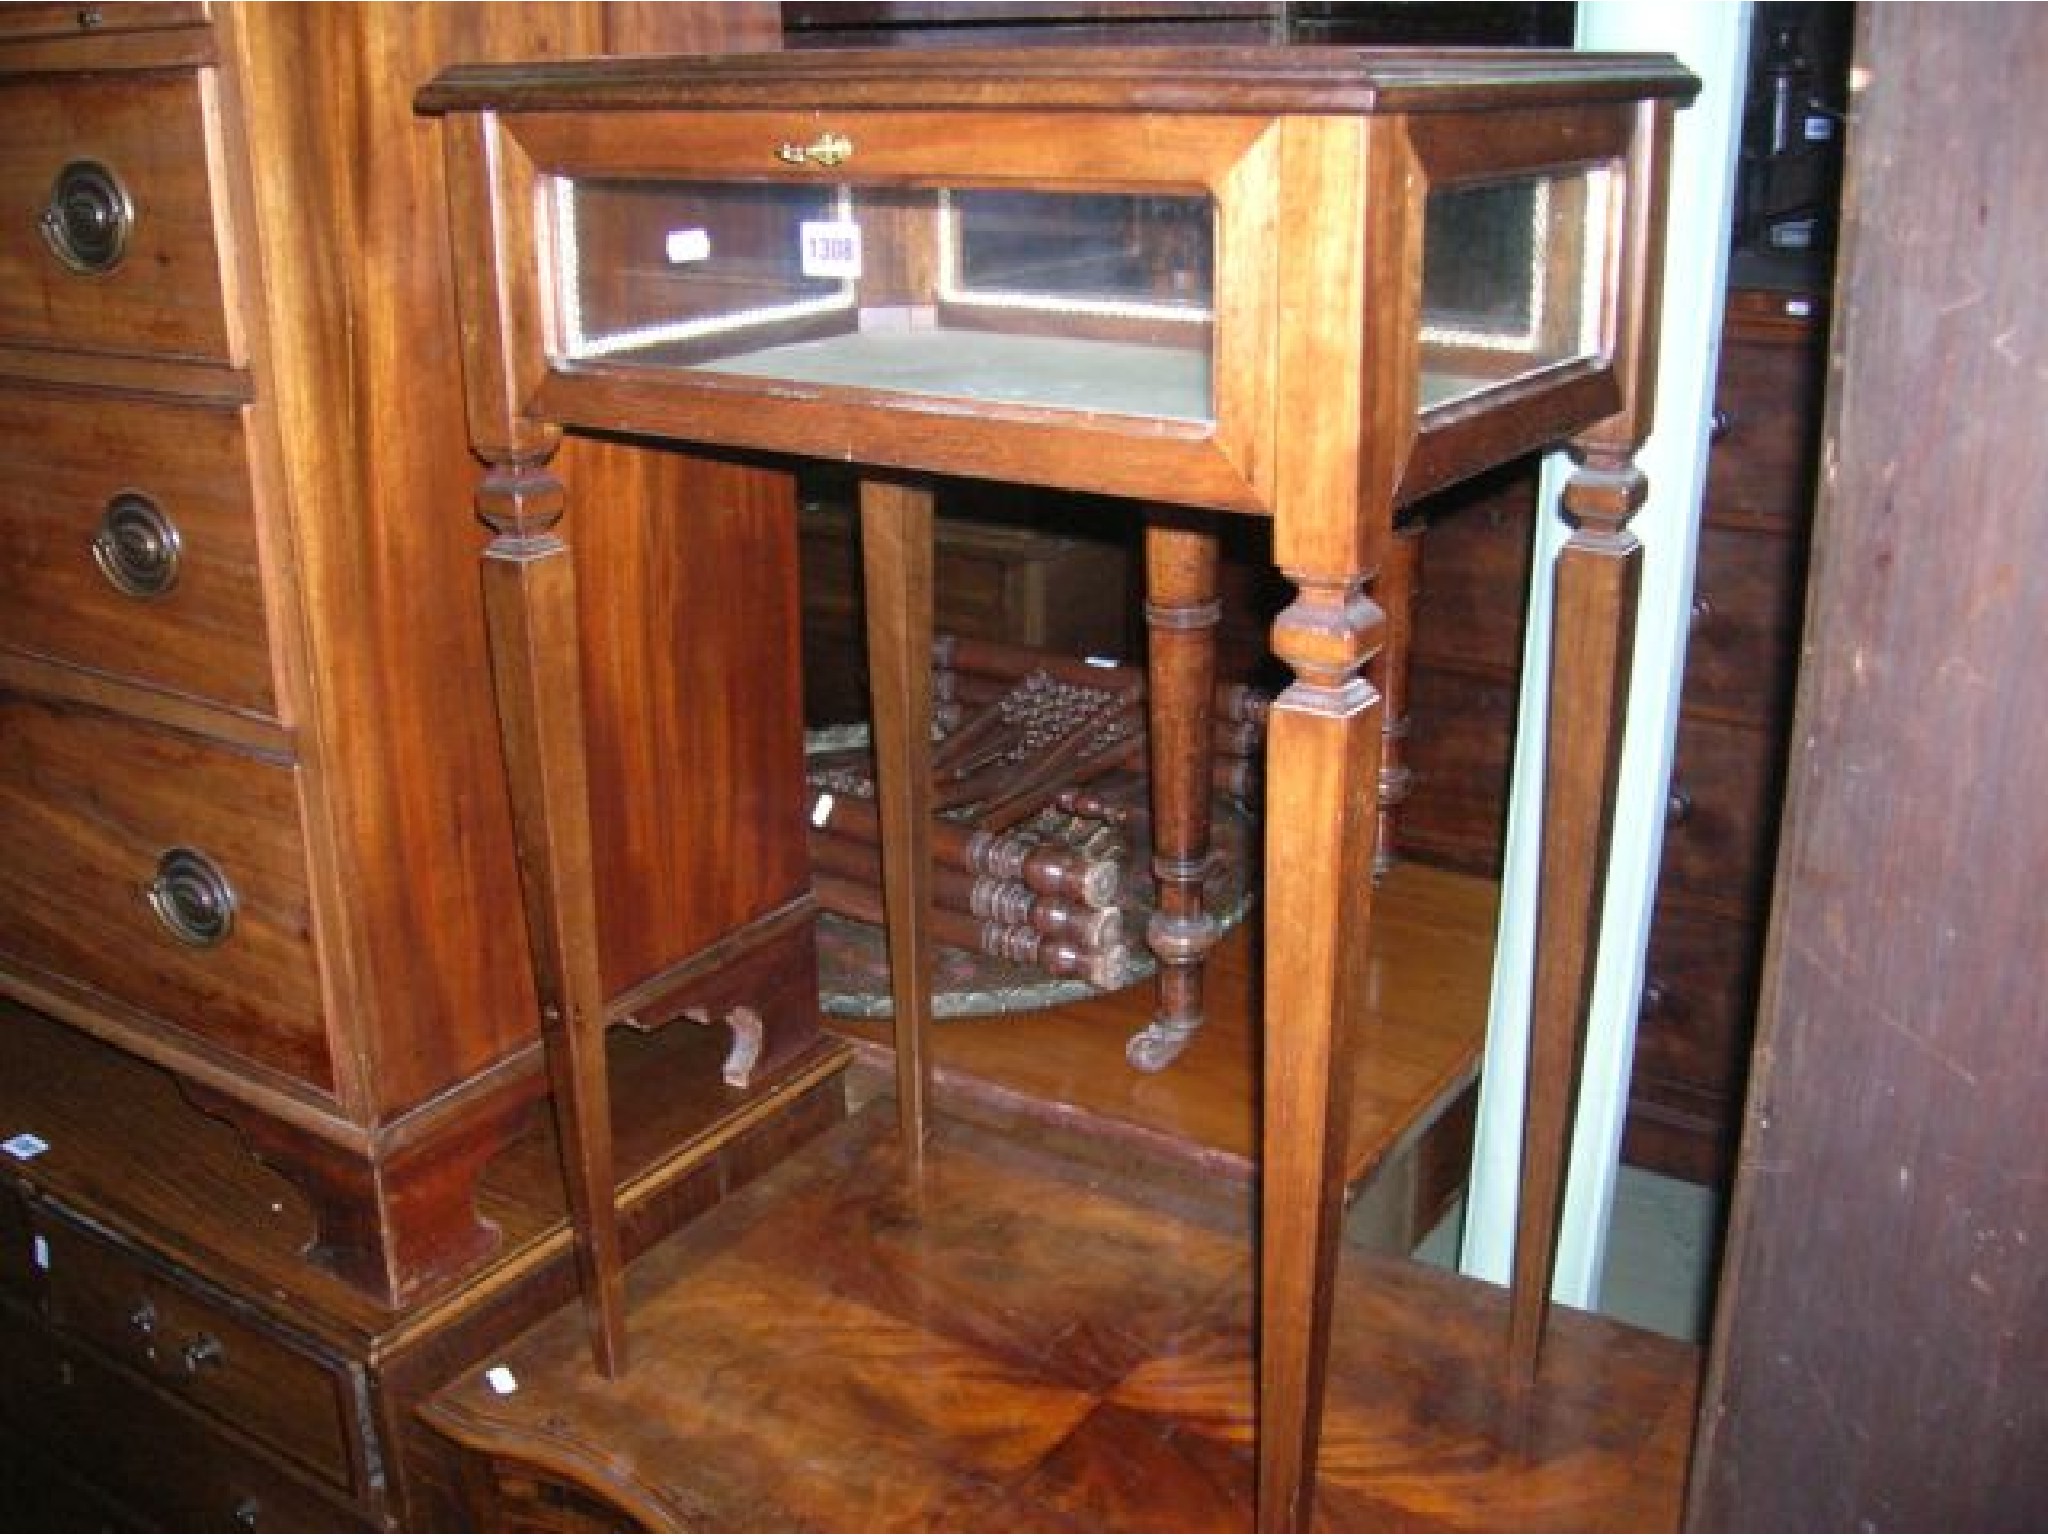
[800,220,862,280]
[485,1365,519,1395]
[811,792,835,829]
[665,228,712,264]
[2,1132,48,1161]
[32,1235,50,1271]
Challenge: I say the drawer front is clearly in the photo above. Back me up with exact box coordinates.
[0,1298,366,1531]
[1682,522,1808,726]
[1659,714,1787,914]
[0,696,330,1090]
[35,1210,357,1490]
[0,70,235,361]
[1635,903,1759,1106]
[0,4,211,41]
[0,386,277,715]
[1705,333,1823,531]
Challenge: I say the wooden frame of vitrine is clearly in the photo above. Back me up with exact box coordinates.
[422,47,1691,1531]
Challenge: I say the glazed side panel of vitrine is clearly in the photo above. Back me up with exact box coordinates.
[1400,99,1641,501]
[491,107,1288,514]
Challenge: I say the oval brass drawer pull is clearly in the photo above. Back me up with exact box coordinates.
[147,847,237,948]
[91,491,183,599]
[39,159,135,275]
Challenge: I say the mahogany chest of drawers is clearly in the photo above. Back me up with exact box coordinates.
[1627,285,1822,1183]
[0,3,842,1525]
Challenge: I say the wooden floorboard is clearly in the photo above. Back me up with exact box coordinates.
[425,1102,1698,1532]
[829,860,1497,1192]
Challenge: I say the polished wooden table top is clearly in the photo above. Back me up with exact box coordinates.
[426,1100,1697,1532]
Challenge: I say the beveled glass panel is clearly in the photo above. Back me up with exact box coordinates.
[1419,167,1613,410]
[552,179,1215,423]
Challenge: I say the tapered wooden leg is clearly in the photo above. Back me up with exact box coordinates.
[859,478,936,1171]
[1506,460,1646,1393]
[1258,573,1385,1533]
[1128,512,1224,1073]
[476,465,626,1378]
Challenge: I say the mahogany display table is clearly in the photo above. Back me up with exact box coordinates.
[420,46,1694,1528]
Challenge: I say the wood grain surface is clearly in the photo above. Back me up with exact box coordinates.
[426,1101,1697,1532]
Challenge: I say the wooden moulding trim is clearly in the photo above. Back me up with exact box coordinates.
[415,48,1699,120]
[0,346,253,406]
[535,369,1272,516]
[0,651,292,757]
[501,107,1269,185]
[0,966,363,1145]
[1,969,537,1171]
[1401,364,1623,506]
[0,22,216,76]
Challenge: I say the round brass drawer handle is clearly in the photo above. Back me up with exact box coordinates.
[147,847,237,948]
[92,491,183,599]
[39,159,135,275]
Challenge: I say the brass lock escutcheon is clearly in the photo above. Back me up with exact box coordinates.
[92,491,182,599]
[39,159,135,275]
[775,132,853,169]
[147,847,237,948]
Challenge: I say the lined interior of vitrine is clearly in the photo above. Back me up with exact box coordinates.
[549,164,1612,422]
[553,182,1217,420]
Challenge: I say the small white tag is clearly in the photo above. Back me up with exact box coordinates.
[811,792,835,828]
[32,1235,50,1271]
[2,1132,48,1161]
[665,228,711,264]
[1785,298,1814,318]
[1083,655,1121,669]
[484,1365,519,1396]
[799,220,862,280]
[1802,114,1834,143]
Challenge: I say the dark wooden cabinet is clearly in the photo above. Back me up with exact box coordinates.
[1626,286,1822,1185]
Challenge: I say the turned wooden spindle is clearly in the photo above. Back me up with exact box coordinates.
[809,797,1122,909]
[808,831,1123,951]
[1126,513,1224,1073]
